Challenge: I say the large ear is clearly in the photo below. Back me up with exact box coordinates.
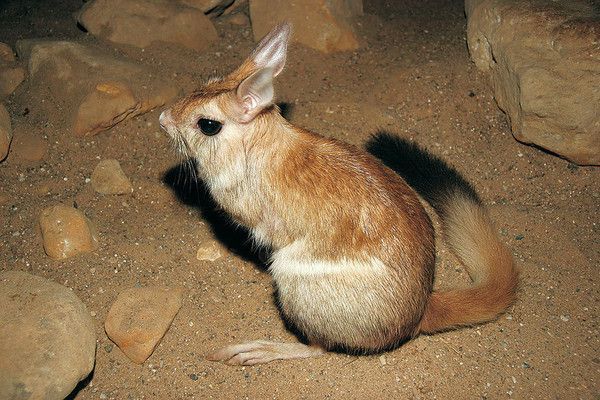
[249,22,292,77]
[235,67,275,123]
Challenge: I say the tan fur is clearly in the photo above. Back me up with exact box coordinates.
[159,23,518,358]
[418,194,519,333]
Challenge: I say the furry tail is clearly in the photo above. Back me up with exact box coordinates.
[366,132,518,334]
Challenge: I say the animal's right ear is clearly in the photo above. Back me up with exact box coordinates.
[234,67,275,123]
[249,22,292,77]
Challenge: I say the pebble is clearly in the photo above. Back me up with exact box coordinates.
[196,240,223,262]
[91,159,133,195]
[105,286,184,364]
[0,270,96,400]
[39,204,98,259]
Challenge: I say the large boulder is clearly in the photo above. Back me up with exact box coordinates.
[250,0,362,53]
[0,271,96,400]
[78,0,218,51]
[466,0,600,165]
[15,40,178,136]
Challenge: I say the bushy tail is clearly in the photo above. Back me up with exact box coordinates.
[366,132,518,334]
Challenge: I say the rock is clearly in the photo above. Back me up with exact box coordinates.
[0,42,16,62]
[91,159,133,195]
[0,42,26,97]
[78,0,218,51]
[15,40,178,136]
[466,0,600,166]
[0,270,96,400]
[182,0,235,13]
[0,103,11,161]
[249,0,362,53]
[222,0,247,16]
[225,11,249,26]
[11,133,48,163]
[39,204,98,259]
[0,67,26,97]
[74,82,137,136]
[105,287,184,364]
[196,240,223,261]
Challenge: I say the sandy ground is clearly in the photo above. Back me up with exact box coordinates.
[1,0,598,399]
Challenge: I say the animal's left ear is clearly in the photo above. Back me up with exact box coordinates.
[235,67,275,123]
[233,22,292,123]
[249,22,292,77]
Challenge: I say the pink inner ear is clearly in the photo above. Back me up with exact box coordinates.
[251,23,291,77]
[242,93,259,112]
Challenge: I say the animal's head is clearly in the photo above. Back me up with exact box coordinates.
[159,22,292,179]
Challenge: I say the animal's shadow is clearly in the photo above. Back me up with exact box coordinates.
[161,101,294,269]
[162,162,269,270]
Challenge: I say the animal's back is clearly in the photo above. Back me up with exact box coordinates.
[266,128,436,351]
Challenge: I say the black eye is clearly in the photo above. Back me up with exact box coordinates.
[198,118,222,136]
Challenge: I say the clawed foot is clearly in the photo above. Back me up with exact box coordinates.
[206,340,325,365]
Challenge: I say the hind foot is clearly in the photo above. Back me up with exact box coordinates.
[206,340,325,365]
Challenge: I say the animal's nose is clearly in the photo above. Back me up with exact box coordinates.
[159,109,173,131]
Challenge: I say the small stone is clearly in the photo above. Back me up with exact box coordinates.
[560,315,570,322]
[105,286,184,364]
[91,159,133,195]
[0,271,96,400]
[0,103,11,161]
[39,204,99,259]
[74,82,137,136]
[515,234,524,241]
[196,240,222,262]
[189,373,198,381]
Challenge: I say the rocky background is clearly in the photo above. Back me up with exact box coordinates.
[0,0,598,399]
